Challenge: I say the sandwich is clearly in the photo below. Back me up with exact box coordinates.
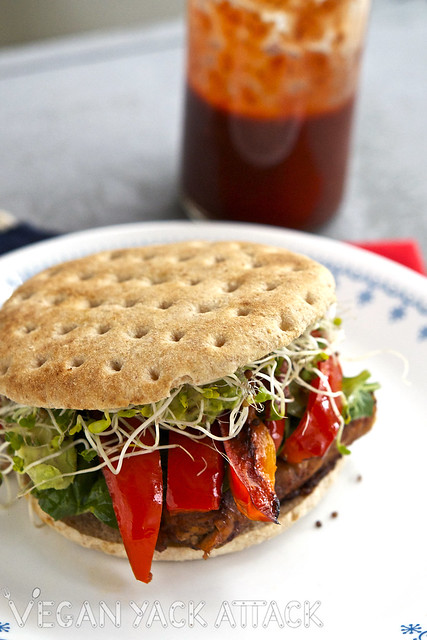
[0,240,378,583]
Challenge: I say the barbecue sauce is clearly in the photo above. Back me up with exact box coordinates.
[181,85,355,229]
[180,0,368,228]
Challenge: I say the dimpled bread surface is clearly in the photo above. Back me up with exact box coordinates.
[0,241,335,409]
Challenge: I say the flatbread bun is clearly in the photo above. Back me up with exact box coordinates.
[29,458,345,562]
[0,241,335,410]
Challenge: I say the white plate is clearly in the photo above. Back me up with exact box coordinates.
[0,221,426,640]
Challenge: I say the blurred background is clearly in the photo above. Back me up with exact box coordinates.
[0,0,185,47]
[1,0,426,254]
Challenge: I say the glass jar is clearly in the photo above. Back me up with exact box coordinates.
[180,0,370,229]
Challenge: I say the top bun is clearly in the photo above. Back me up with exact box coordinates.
[0,241,335,410]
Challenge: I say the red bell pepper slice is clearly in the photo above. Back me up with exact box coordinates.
[266,418,285,452]
[102,428,163,584]
[282,355,343,464]
[166,429,224,514]
[265,403,286,452]
[220,419,279,523]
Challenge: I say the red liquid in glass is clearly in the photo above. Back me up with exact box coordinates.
[181,85,355,229]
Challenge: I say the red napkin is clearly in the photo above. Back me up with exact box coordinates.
[350,239,426,276]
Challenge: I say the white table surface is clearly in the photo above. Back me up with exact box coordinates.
[0,0,426,255]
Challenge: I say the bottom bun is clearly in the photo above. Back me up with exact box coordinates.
[29,458,345,562]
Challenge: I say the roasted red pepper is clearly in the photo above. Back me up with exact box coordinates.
[282,355,343,464]
[265,403,286,453]
[166,430,224,514]
[102,428,163,584]
[220,419,279,523]
[266,418,285,452]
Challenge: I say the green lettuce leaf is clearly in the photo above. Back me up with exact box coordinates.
[13,426,77,491]
[342,370,380,422]
[33,456,117,529]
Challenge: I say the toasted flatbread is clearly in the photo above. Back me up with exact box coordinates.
[0,241,334,410]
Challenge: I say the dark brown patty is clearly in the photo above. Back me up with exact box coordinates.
[60,412,374,552]
[156,411,374,553]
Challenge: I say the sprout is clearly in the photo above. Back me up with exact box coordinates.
[0,314,344,493]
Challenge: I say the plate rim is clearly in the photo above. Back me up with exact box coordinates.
[0,219,426,286]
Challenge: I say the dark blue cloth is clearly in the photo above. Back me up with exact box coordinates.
[0,223,56,256]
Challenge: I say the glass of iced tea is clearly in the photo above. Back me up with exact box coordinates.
[180,0,370,229]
